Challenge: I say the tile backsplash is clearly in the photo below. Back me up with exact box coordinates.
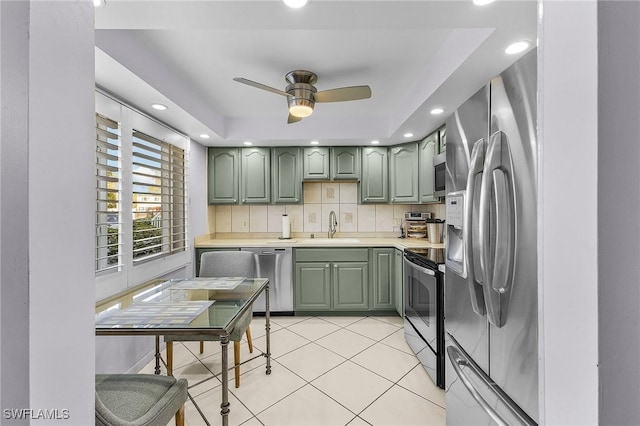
[210,182,445,235]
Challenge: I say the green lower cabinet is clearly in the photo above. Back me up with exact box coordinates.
[332,262,368,310]
[371,248,395,310]
[394,248,403,316]
[295,262,331,310]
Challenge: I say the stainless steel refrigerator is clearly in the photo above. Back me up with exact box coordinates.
[444,49,538,425]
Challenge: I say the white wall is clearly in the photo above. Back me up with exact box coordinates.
[597,2,640,424]
[1,1,96,424]
[538,1,599,424]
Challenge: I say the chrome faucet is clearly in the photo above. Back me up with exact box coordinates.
[328,210,338,239]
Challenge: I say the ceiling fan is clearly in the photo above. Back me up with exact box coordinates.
[233,70,372,124]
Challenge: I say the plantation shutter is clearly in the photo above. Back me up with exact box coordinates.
[95,113,122,273]
[132,130,186,263]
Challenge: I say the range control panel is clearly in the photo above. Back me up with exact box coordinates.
[446,192,464,229]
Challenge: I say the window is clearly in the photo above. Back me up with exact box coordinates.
[132,130,186,263]
[95,113,121,273]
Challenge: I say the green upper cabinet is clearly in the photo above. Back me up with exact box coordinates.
[302,147,330,180]
[330,147,360,180]
[272,147,302,204]
[419,132,439,203]
[389,142,419,204]
[371,248,395,310]
[359,146,389,203]
[208,147,239,204]
[240,147,271,204]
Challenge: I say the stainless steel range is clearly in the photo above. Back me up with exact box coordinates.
[403,247,445,389]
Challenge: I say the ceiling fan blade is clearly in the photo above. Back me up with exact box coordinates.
[233,77,291,97]
[314,85,372,103]
[287,113,303,124]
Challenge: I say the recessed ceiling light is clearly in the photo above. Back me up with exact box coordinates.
[93,0,106,7]
[371,140,380,145]
[404,133,414,138]
[200,134,210,139]
[283,0,308,8]
[473,0,494,5]
[151,103,167,111]
[505,40,530,55]
[310,140,319,145]
[243,141,253,146]
[431,108,444,115]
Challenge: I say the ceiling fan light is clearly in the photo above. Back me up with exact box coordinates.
[283,0,308,8]
[288,96,315,118]
[289,105,313,118]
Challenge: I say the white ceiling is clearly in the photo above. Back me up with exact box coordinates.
[95,0,537,147]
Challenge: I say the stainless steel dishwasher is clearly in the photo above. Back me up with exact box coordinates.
[241,247,293,314]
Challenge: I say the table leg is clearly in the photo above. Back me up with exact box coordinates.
[220,334,230,426]
[155,336,161,375]
[265,282,271,375]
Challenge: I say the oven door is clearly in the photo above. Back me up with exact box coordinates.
[404,256,441,386]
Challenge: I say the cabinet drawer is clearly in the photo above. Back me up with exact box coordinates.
[295,248,368,262]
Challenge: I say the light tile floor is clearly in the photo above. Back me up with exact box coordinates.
[140,315,446,426]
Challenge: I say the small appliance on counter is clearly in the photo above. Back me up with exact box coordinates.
[402,212,431,239]
[426,219,445,244]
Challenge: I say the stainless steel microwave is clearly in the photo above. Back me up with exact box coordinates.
[433,152,446,197]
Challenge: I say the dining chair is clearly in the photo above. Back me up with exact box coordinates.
[165,250,256,388]
[95,374,188,426]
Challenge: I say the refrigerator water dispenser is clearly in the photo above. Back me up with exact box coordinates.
[446,191,466,277]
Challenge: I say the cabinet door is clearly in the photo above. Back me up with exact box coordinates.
[272,147,302,204]
[331,147,360,180]
[332,262,369,310]
[295,262,331,311]
[371,249,395,310]
[208,148,239,204]
[419,133,439,203]
[394,249,403,316]
[240,147,270,204]
[359,147,388,203]
[303,147,330,180]
[389,142,419,203]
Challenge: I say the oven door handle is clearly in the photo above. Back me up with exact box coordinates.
[406,260,435,276]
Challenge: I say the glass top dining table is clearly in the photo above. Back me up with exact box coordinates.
[95,277,271,426]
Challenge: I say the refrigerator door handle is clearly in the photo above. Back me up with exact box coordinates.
[447,345,509,426]
[464,138,487,316]
[479,131,516,328]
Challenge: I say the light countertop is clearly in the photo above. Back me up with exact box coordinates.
[194,236,444,251]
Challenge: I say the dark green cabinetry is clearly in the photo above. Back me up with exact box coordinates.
[294,248,369,312]
[207,148,239,204]
[419,132,439,203]
[302,147,330,180]
[240,147,271,204]
[272,147,302,204]
[371,248,395,310]
[389,142,419,203]
[330,147,360,180]
[359,147,389,203]
[294,247,399,313]
[394,248,403,316]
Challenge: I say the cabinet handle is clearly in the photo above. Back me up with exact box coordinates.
[242,199,246,202]
[326,264,330,268]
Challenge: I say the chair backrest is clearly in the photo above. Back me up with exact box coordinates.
[199,250,256,278]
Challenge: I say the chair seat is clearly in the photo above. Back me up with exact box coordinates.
[95,374,187,426]
[164,309,253,343]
